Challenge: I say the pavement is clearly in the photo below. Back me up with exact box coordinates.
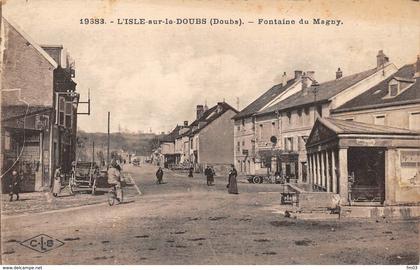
[1,164,419,265]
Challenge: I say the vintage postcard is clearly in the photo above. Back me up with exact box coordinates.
[0,0,419,268]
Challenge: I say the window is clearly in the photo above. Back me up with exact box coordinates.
[271,122,276,135]
[242,141,245,146]
[259,124,263,140]
[58,97,65,126]
[4,131,10,150]
[374,115,386,126]
[409,112,420,131]
[285,137,294,151]
[237,141,240,152]
[389,84,398,96]
[190,139,193,148]
[241,119,245,126]
[287,112,291,124]
[304,107,310,115]
[237,125,240,131]
[65,102,73,128]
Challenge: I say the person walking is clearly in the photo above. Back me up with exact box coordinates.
[108,160,123,203]
[204,165,215,186]
[8,170,21,201]
[227,164,238,194]
[52,167,62,197]
[156,166,164,184]
[188,166,194,178]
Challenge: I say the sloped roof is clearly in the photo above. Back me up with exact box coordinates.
[257,66,381,115]
[176,102,238,138]
[160,125,182,142]
[320,117,418,135]
[3,17,58,68]
[232,78,297,120]
[332,64,420,113]
[306,117,420,148]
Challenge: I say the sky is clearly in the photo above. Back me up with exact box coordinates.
[3,0,419,134]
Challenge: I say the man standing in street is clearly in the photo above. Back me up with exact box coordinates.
[8,169,21,201]
[156,166,164,184]
[204,165,215,186]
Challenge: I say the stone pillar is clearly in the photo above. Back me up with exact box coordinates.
[307,154,312,186]
[338,147,349,205]
[385,148,397,205]
[320,151,325,190]
[331,149,337,193]
[325,150,330,192]
[316,152,321,188]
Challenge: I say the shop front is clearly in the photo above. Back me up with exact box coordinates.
[306,118,420,206]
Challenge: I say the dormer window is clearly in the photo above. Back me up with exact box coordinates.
[385,77,415,99]
[389,80,399,97]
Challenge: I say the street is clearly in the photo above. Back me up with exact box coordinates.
[1,164,419,265]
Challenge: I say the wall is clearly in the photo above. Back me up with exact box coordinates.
[333,103,420,131]
[198,110,236,166]
[1,20,55,107]
[392,149,420,204]
[234,117,257,174]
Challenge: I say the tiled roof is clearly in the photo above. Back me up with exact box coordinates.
[321,117,419,135]
[232,78,297,120]
[332,64,420,113]
[257,66,380,115]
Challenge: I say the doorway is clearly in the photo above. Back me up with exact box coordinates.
[348,147,385,204]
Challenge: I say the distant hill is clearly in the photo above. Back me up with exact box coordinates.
[75,130,165,162]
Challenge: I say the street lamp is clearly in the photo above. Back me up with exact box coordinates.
[311,80,320,123]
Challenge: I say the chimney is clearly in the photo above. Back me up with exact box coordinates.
[301,72,309,91]
[306,71,315,80]
[281,72,288,86]
[415,55,420,78]
[377,50,389,68]
[294,70,303,80]
[183,121,189,127]
[196,105,204,119]
[336,67,343,79]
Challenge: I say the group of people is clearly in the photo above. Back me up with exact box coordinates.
[155,164,238,194]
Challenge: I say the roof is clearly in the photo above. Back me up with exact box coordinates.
[160,125,182,142]
[319,117,419,135]
[232,78,297,120]
[332,64,420,113]
[176,102,238,138]
[3,17,58,68]
[306,117,420,148]
[257,66,381,115]
[1,105,52,122]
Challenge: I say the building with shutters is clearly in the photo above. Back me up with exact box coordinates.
[1,18,79,192]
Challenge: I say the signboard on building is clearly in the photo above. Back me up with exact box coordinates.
[400,150,420,186]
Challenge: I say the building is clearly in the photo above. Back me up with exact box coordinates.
[0,18,79,192]
[233,71,309,175]
[305,56,420,206]
[254,51,397,183]
[174,102,238,175]
[160,125,182,168]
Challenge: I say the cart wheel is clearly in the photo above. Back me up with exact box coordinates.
[253,176,263,184]
[107,190,115,206]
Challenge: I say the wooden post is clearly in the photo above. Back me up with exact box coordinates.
[332,149,337,193]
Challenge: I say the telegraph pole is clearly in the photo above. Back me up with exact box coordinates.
[107,111,110,168]
[92,140,95,164]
